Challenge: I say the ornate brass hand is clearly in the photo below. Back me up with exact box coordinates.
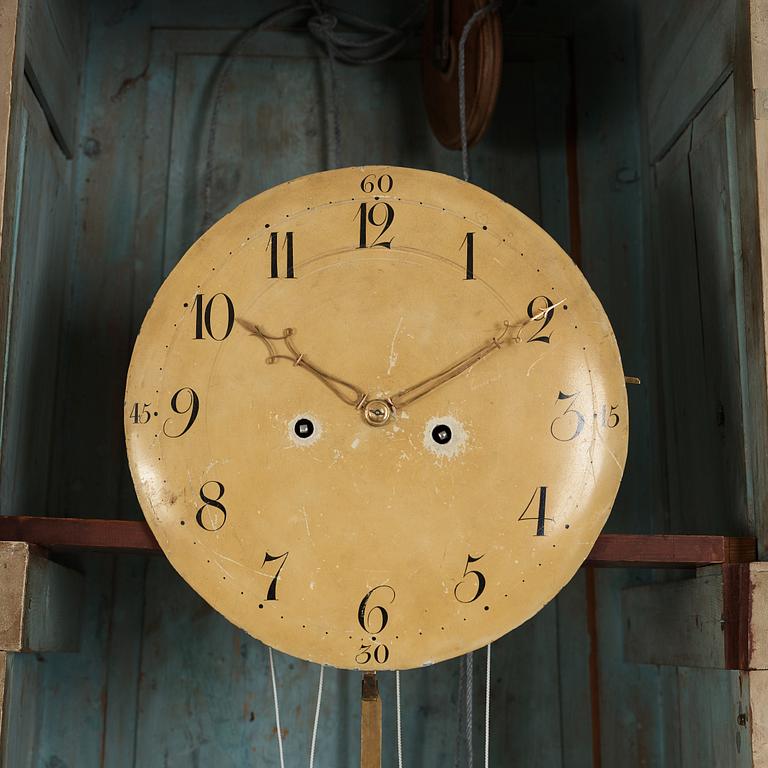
[238,319,368,409]
[389,321,515,409]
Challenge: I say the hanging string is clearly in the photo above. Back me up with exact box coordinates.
[484,643,491,768]
[201,1,425,230]
[309,664,325,768]
[396,670,404,768]
[457,0,502,182]
[453,655,466,768]
[268,647,286,768]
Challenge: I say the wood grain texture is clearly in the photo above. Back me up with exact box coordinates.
[622,564,759,670]
[640,0,736,161]
[737,0,768,560]
[0,541,81,653]
[0,79,73,521]
[24,0,85,156]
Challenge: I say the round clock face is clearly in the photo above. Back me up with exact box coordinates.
[125,166,628,670]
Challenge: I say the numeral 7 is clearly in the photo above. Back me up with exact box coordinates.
[262,551,289,600]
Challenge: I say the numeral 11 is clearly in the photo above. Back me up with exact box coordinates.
[269,231,294,279]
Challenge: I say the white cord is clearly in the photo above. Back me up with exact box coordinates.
[396,670,404,768]
[268,647,286,768]
[484,644,491,768]
[309,664,325,768]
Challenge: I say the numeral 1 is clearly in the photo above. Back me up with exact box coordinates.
[268,231,294,278]
[519,486,552,536]
[462,232,475,280]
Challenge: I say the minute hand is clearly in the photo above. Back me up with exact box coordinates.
[390,321,514,409]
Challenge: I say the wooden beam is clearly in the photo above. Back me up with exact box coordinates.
[0,541,82,652]
[0,517,757,567]
[622,562,768,671]
[588,533,756,567]
[0,516,160,553]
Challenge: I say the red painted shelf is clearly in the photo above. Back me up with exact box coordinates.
[0,516,757,567]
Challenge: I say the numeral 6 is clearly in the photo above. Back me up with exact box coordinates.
[358,585,396,634]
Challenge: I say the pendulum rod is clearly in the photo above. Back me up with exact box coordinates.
[361,671,382,768]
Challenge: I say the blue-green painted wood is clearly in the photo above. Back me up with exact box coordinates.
[5,1,738,766]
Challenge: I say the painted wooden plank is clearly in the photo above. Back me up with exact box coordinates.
[622,566,729,669]
[0,0,28,482]
[0,654,5,753]
[734,0,768,559]
[593,569,670,767]
[0,652,42,768]
[0,79,72,521]
[0,541,82,653]
[640,0,737,161]
[24,0,85,156]
[689,76,751,534]
[749,670,768,767]
[677,667,752,768]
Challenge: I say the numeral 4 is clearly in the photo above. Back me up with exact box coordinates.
[519,486,552,536]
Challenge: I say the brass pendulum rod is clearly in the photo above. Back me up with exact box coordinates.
[361,671,382,768]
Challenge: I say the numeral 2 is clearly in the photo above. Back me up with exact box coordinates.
[356,202,394,248]
[268,231,294,278]
[519,486,552,536]
[527,296,556,343]
[262,551,289,601]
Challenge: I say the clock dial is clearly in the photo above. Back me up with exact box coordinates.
[125,166,628,670]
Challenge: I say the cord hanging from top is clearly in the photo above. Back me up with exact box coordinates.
[202,1,425,230]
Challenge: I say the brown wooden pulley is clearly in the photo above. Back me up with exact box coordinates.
[422,0,503,150]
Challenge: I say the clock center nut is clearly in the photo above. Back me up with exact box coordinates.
[363,399,392,427]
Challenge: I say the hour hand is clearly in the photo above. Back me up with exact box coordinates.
[237,319,368,409]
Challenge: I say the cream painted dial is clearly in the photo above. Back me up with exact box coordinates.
[125,166,628,670]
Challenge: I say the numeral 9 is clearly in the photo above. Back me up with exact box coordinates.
[163,387,200,437]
